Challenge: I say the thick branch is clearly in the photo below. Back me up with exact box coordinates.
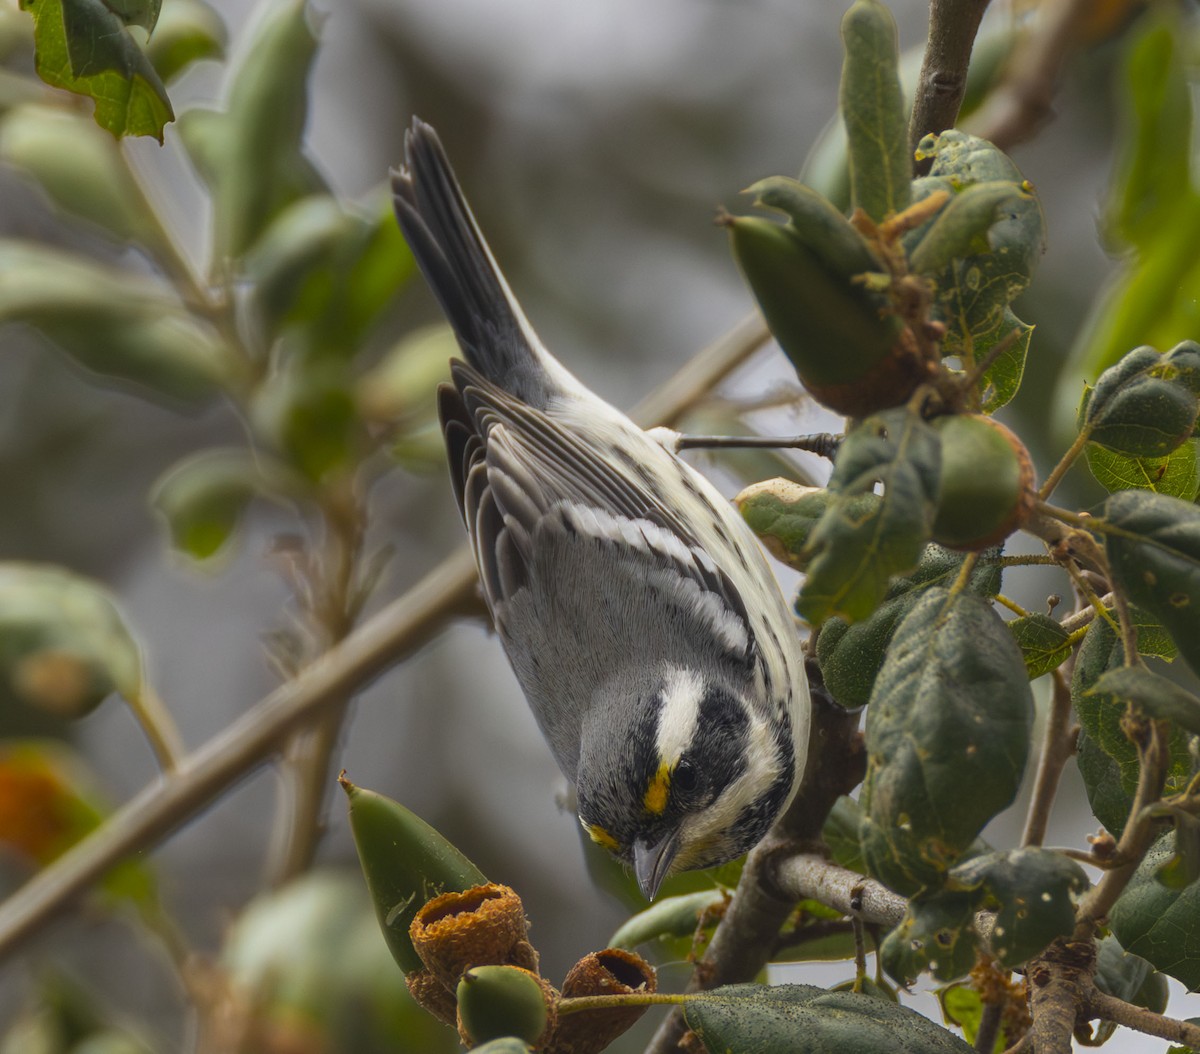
[909,0,993,160]
[0,312,772,962]
[1025,939,1095,1054]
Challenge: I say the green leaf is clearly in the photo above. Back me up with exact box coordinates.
[467,1042,533,1054]
[0,563,142,719]
[948,848,1089,967]
[976,310,1033,414]
[798,407,941,625]
[880,889,981,984]
[18,0,173,140]
[245,192,415,356]
[1103,490,1200,676]
[1089,935,1168,1046]
[1079,347,1199,458]
[0,104,152,242]
[909,182,1033,276]
[1090,665,1200,737]
[682,984,976,1053]
[913,132,1044,366]
[178,0,324,260]
[859,588,1033,894]
[821,795,867,873]
[1087,441,1200,502]
[151,448,304,562]
[143,0,225,84]
[737,482,869,573]
[0,240,238,401]
[340,776,488,975]
[1156,811,1200,891]
[1060,15,1200,415]
[1110,832,1200,991]
[1007,612,1073,679]
[251,355,358,481]
[1071,615,1194,837]
[938,985,1007,1053]
[839,0,910,221]
[608,889,726,951]
[816,544,1000,708]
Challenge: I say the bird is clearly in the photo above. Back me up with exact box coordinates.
[391,119,810,900]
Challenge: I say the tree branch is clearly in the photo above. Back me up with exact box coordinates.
[1025,939,1095,1054]
[967,0,1096,152]
[909,0,993,162]
[1021,669,1076,847]
[0,312,772,963]
[1085,988,1200,1047]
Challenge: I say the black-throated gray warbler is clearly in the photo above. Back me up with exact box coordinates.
[392,120,810,899]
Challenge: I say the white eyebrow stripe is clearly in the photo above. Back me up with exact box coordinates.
[655,666,705,764]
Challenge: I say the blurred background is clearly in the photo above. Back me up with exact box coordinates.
[0,0,1196,1049]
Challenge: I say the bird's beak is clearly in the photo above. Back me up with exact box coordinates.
[633,829,680,901]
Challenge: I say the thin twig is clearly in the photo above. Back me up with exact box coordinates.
[1021,669,1075,847]
[909,0,993,160]
[1085,988,1200,1047]
[975,1000,1004,1054]
[0,312,773,963]
[1073,720,1171,937]
[967,0,1097,152]
[676,432,841,461]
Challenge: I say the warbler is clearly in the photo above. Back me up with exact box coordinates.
[392,119,810,899]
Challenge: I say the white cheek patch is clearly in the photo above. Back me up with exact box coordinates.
[679,707,782,852]
[655,666,705,765]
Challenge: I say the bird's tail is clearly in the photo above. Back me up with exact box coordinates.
[392,119,567,408]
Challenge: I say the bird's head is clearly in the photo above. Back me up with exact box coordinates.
[575,665,796,900]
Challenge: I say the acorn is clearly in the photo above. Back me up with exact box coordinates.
[544,948,657,1054]
[456,964,558,1049]
[931,414,1035,551]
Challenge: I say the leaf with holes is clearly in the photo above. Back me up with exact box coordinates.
[859,589,1032,894]
[948,848,1089,967]
[880,890,981,984]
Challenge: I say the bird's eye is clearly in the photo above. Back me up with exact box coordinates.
[673,759,698,794]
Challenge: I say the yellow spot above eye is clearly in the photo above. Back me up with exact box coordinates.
[582,821,619,853]
[643,762,672,815]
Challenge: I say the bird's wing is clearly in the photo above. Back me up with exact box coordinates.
[439,363,756,667]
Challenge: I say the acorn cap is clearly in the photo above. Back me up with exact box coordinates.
[409,883,530,989]
[405,967,458,1027]
[543,948,657,1054]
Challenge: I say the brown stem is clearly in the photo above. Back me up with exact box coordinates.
[967,0,1097,152]
[1084,988,1200,1047]
[909,0,994,163]
[1073,720,1171,937]
[975,1000,1004,1054]
[1025,939,1095,1054]
[1021,669,1075,847]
